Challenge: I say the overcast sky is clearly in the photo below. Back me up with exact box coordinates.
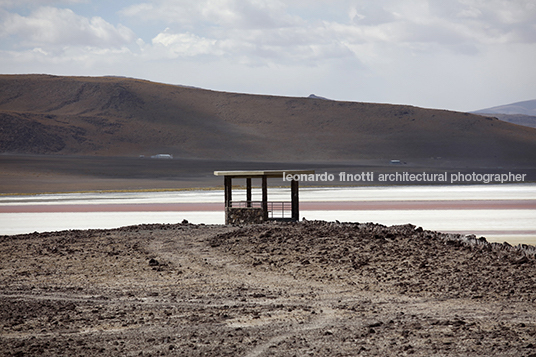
[1,0,535,112]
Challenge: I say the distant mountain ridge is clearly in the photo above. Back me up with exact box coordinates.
[471,99,536,129]
[1,74,536,167]
[472,99,536,116]
[307,94,331,100]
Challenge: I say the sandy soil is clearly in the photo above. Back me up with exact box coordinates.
[1,221,536,356]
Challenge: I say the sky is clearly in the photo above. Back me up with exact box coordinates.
[1,0,535,112]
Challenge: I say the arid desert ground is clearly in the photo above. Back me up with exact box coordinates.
[1,220,536,356]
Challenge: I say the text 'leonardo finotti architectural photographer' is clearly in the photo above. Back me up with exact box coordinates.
[282,171,527,184]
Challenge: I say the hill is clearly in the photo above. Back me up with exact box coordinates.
[472,99,536,116]
[471,99,536,129]
[1,74,536,167]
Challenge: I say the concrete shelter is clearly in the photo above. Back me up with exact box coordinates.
[214,170,314,224]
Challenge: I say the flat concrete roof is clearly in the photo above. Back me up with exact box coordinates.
[214,170,315,178]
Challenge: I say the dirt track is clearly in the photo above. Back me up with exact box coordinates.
[1,221,536,356]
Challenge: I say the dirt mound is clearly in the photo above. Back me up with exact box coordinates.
[210,221,536,301]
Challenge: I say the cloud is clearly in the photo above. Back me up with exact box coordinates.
[121,1,356,65]
[120,0,536,66]
[121,0,298,29]
[0,6,135,48]
[200,0,296,29]
[143,24,360,66]
[6,0,528,74]
[0,0,87,8]
[0,45,133,68]
[349,2,397,25]
[150,29,222,57]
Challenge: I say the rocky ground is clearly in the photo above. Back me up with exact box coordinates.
[1,220,536,356]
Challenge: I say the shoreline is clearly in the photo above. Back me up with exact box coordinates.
[1,186,534,245]
[0,187,224,197]
[1,199,536,213]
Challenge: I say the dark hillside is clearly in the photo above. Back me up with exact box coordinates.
[1,74,536,166]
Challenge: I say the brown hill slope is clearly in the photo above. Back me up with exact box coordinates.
[1,74,536,166]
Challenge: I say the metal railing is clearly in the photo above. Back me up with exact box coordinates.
[230,200,262,208]
[229,201,292,219]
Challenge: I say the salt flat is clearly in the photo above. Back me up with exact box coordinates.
[1,184,535,245]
